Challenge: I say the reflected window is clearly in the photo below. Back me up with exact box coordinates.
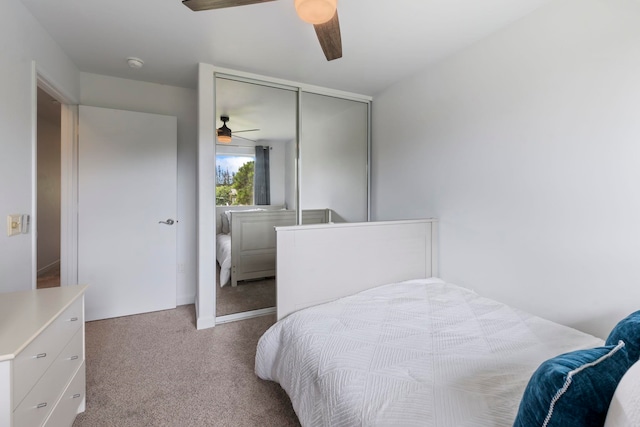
[216,154,254,206]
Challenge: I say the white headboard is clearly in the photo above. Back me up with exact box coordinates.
[215,204,285,234]
[275,219,438,319]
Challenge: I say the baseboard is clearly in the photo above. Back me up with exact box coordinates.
[37,260,60,276]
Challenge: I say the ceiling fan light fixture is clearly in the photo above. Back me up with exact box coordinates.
[217,116,233,143]
[294,0,337,25]
[217,134,232,143]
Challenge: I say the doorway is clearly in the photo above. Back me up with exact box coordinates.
[33,71,79,291]
[36,86,62,289]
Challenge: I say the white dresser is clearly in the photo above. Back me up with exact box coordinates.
[0,285,88,427]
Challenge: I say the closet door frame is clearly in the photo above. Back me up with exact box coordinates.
[195,63,372,329]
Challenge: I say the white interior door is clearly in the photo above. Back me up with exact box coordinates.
[78,105,177,321]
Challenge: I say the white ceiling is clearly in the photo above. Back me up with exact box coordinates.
[20,0,553,96]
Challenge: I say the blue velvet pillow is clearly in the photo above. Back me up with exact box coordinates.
[513,341,630,427]
[606,310,640,363]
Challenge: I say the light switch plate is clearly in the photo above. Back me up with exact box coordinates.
[7,214,21,237]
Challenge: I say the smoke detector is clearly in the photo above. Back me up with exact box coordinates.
[126,57,144,69]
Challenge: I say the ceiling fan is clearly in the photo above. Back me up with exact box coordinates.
[182,0,342,61]
[217,116,260,143]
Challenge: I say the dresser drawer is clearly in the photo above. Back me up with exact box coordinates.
[42,362,85,427]
[13,329,84,427]
[13,297,83,409]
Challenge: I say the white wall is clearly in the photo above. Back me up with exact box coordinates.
[79,73,198,305]
[0,0,79,292]
[372,0,640,338]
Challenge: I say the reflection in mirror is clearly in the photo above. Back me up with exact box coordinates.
[300,92,369,223]
[215,77,297,317]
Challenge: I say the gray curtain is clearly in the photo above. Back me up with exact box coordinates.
[254,146,270,205]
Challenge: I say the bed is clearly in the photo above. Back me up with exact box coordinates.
[255,219,640,427]
[216,206,330,287]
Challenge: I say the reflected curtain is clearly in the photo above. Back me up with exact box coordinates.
[254,146,270,205]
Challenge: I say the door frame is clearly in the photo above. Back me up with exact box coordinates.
[32,62,79,289]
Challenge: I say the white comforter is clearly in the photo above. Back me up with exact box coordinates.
[216,233,231,286]
[255,278,603,427]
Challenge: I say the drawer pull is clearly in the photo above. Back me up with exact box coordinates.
[70,317,79,322]
[37,402,47,409]
[73,394,81,399]
[36,353,47,359]
[70,355,79,360]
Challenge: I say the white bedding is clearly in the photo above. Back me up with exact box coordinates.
[255,278,603,427]
[216,233,231,286]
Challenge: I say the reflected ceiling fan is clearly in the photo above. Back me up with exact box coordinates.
[217,116,260,143]
[182,0,342,61]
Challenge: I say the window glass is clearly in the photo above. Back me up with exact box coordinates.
[216,154,254,206]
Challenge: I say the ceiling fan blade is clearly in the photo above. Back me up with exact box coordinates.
[234,129,260,133]
[313,12,342,61]
[233,135,257,142]
[182,0,276,12]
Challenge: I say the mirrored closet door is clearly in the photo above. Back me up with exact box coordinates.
[212,70,371,323]
[299,92,369,223]
[214,77,297,318]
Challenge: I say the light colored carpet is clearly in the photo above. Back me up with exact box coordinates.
[73,305,299,427]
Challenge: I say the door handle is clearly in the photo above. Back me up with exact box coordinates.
[159,219,175,225]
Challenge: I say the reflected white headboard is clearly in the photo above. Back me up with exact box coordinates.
[275,219,438,319]
[215,204,285,234]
